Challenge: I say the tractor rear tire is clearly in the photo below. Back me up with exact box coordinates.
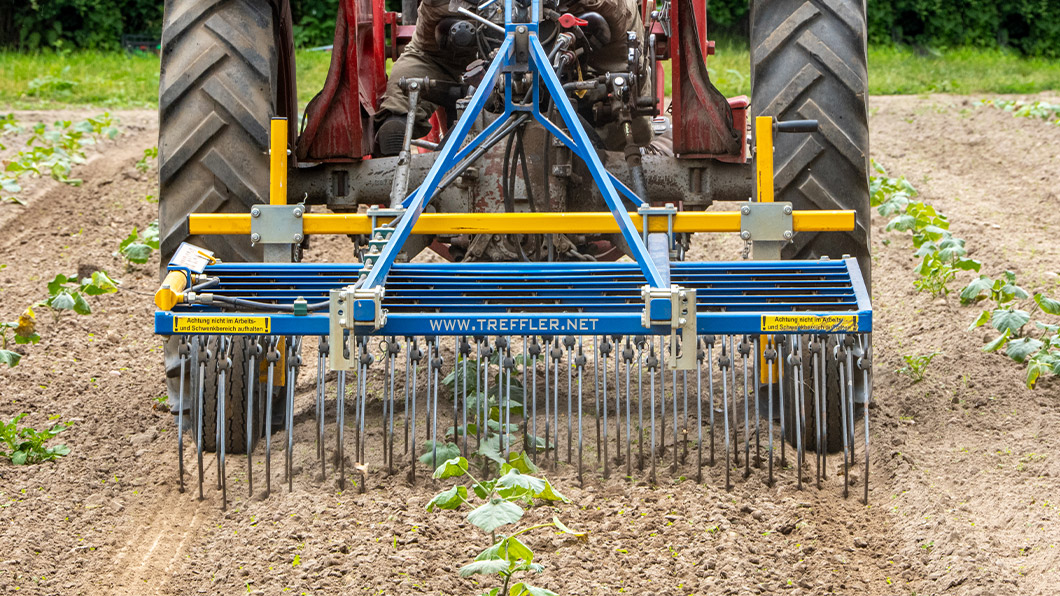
[159,0,295,453]
[190,337,267,453]
[749,0,871,287]
[782,335,843,453]
[751,0,870,454]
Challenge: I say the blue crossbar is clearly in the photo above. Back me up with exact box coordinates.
[156,258,872,336]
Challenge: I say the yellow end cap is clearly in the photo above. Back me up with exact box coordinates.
[154,271,188,311]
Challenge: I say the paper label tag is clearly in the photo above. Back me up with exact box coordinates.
[170,242,214,274]
[761,314,858,333]
[173,316,270,334]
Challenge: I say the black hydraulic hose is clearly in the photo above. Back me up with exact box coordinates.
[210,295,331,312]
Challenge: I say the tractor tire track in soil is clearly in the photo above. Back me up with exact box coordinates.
[0,96,1057,595]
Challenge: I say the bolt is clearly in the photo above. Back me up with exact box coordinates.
[294,234,304,243]
[250,233,261,242]
[293,208,303,218]
[740,231,751,240]
[517,26,526,33]
[679,318,687,325]
[783,205,793,215]
[783,230,793,240]
[251,207,261,217]
[741,205,751,215]
[614,76,626,86]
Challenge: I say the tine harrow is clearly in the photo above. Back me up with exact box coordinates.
[155,0,873,509]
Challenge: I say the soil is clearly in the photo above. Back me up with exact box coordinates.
[1,95,1059,596]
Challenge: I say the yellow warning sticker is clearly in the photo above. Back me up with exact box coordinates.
[174,316,271,334]
[761,315,858,333]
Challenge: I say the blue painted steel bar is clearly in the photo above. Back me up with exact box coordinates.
[156,258,871,336]
[157,308,870,337]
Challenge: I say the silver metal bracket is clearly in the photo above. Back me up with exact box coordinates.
[739,201,793,260]
[250,204,305,263]
[641,284,697,370]
[637,203,678,251]
[328,285,387,371]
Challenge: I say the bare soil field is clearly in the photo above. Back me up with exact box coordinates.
[0,95,1058,596]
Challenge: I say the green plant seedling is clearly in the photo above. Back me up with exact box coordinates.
[0,413,71,465]
[117,221,160,267]
[427,455,583,595]
[135,146,157,173]
[39,271,119,321]
[897,351,939,383]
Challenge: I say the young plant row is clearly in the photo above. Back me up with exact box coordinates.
[979,99,1060,125]
[870,161,980,298]
[427,453,584,596]
[1,413,71,465]
[0,112,120,205]
[871,163,1060,388]
[0,271,119,368]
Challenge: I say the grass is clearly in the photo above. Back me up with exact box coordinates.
[0,49,333,110]
[1,42,1059,111]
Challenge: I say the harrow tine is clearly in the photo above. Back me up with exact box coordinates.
[380,340,388,471]
[409,339,421,483]
[837,339,850,499]
[287,337,302,493]
[752,336,761,471]
[216,335,231,510]
[658,337,665,471]
[432,338,443,469]
[619,337,627,475]
[389,338,400,473]
[858,334,871,505]
[460,337,470,458]
[456,337,463,458]
[336,368,346,490]
[670,337,678,472]
[404,337,412,456]
[729,336,738,470]
[706,335,715,467]
[564,335,574,464]
[529,337,540,462]
[176,338,189,494]
[500,336,511,458]
[778,336,787,469]
[264,337,278,497]
[196,336,208,501]
[739,336,750,479]
[543,337,553,465]
[647,343,658,485]
[601,337,610,479]
[247,338,261,496]
[637,338,644,472]
[359,339,372,492]
[765,337,775,487]
[719,337,731,492]
[576,337,585,485]
[793,335,805,491]
[695,338,704,483]
[593,336,601,465]
[316,337,327,480]
[845,336,857,478]
[682,367,688,466]
[417,339,426,453]
[611,336,621,471]
[811,336,824,484]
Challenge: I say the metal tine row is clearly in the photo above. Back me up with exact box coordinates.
[172,332,872,506]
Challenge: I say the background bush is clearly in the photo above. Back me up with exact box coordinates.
[0,0,1057,58]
